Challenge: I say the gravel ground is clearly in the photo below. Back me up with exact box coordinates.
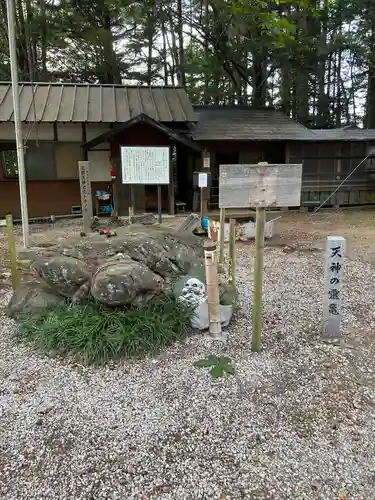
[1,214,375,499]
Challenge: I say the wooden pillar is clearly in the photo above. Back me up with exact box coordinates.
[334,144,342,207]
[168,145,176,215]
[202,149,211,213]
[285,142,290,164]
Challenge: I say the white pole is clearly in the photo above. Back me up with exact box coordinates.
[6,0,29,248]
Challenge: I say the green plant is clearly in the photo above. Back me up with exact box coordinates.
[17,296,193,365]
[193,355,235,378]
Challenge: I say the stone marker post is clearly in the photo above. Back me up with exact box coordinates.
[6,213,18,290]
[78,161,93,234]
[323,236,345,340]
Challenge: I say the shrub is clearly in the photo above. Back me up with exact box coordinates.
[17,296,193,365]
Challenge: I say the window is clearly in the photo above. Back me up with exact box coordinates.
[1,143,57,180]
[1,150,18,178]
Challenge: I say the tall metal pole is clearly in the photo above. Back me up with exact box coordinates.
[6,0,29,247]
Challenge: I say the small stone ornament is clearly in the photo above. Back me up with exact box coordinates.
[178,278,207,309]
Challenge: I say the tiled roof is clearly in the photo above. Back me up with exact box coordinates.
[191,106,315,141]
[307,128,375,141]
[0,83,196,123]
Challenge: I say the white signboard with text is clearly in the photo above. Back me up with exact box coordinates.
[121,146,170,184]
[219,163,302,208]
[198,172,208,188]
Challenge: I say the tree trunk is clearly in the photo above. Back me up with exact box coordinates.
[281,62,292,116]
[366,21,375,128]
[252,55,267,108]
[176,0,185,87]
[161,17,169,85]
[203,0,210,103]
[335,46,342,127]
[316,0,330,127]
[145,15,154,85]
[102,8,121,84]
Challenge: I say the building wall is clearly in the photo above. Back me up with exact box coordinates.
[288,140,375,206]
[0,121,193,217]
[0,180,111,218]
[0,122,113,217]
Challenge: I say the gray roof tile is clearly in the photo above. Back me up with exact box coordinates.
[307,128,375,141]
[191,106,314,141]
[0,83,196,123]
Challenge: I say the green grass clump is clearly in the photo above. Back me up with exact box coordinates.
[18,296,193,365]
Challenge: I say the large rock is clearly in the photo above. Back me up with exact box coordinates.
[7,282,65,319]
[33,255,91,297]
[9,223,207,317]
[111,232,182,278]
[91,256,164,307]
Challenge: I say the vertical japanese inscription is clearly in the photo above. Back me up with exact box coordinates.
[78,161,93,234]
[323,236,345,340]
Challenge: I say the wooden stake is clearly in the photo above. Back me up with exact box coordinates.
[157,185,162,224]
[128,206,133,224]
[6,214,18,290]
[252,207,266,352]
[204,241,222,337]
[130,185,135,213]
[219,207,226,264]
[229,218,236,286]
[111,180,118,217]
[200,187,204,220]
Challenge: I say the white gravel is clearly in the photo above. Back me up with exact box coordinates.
[1,239,375,499]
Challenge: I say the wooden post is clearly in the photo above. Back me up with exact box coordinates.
[200,187,204,220]
[204,241,222,337]
[111,179,118,217]
[6,214,18,290]
[157,185,162,224]
[130,185,135,215]
[229,218,236,286]
[252,207,266,352]
[323,236,345,341]
[168,145,175,215]
[78,161,93,234]
[219,207,226,264]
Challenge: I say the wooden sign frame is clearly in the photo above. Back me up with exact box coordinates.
[219,163,302,209]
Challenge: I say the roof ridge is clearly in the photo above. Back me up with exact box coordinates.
[193,105,277,110]
[0,82,184,89]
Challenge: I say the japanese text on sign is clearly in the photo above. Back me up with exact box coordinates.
[78,162,91,216]
[121,146,170,185]
[323,236,345,340]
[78,161,93,234]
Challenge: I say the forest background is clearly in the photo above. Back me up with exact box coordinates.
[1,0,374,128]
